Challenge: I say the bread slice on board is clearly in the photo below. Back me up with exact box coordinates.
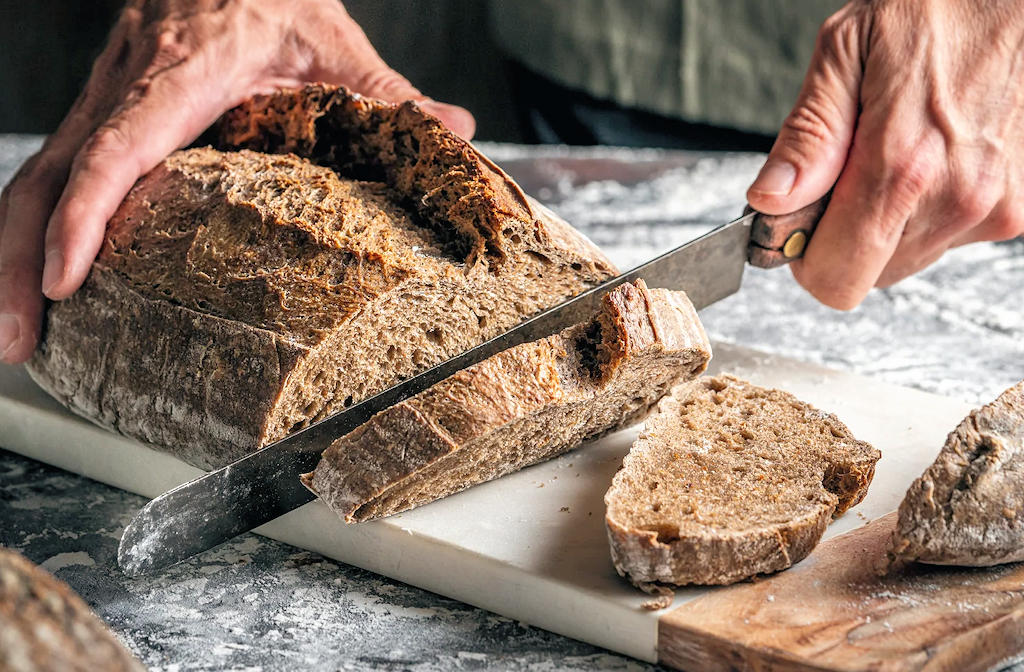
[302,280,711,523]
[27,85,616,469]
[605,375,880,595]
[0,547,145,672]
[889,380,1024,566]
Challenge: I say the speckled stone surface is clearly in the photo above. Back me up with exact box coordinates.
[1,135,1022,671]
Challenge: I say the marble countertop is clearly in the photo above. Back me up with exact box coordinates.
[2,135,1022,671]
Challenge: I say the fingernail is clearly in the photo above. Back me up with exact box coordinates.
[751,160,797,196]
[0,314,20,361]
[41,249,65,296]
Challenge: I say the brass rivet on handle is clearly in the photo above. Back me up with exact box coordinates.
[782,230,808,259]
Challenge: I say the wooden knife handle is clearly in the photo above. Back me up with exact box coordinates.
[746,192,832,269]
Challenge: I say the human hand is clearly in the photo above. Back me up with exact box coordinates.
[0,0,475,363]
[747,0,1024,310]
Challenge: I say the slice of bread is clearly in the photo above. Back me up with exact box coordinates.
[605,375,880,593]
[302,280,711,522]
[889,380,1024,567]
[26,85,616,470]
[0,547,144,672]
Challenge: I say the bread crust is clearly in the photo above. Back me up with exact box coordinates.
[303,280,712,522]
[890,380,1024,566]
[27,85,616,469]
[605,375,880,590]
[0,548,145,672]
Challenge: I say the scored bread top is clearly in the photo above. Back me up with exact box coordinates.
[102,148,461,345]
[605,375,880,588]
[26,85,618,469]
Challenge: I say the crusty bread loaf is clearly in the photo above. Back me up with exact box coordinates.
[302,280,711,523]
[889,380,1024,566]
[27,85,616,469]
[605,375,880,594]
[0,547,144,672]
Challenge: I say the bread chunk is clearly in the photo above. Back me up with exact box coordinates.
[605,375,880,592]
[302,280,711,522]
[0,547,144,672]
[26,85,615,469]
[890,380,1024,566]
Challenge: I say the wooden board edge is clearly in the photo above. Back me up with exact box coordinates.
[655,513,1024,672]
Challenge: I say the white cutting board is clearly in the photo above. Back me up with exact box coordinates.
[0,343,973,664]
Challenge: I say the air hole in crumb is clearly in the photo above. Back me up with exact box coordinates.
[645,524,679,544]
[311,372,325,387]
[477,314,488,329]
[651,502,662,512]
[510,233,522,246]
[426,328,444,345]
[343,395,354,408]
[649,481,659,491]
[386,345,398,360]
[302,402,317,416]
[707,378,728,392]
[571,262,582,271]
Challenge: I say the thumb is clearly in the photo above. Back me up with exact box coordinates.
[308,8,476,140]
[746,12,864,214]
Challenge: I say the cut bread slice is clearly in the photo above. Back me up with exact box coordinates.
[26,85,616,470]
[889,380,1024,566]
[302,280,711,523]
[605,375,880,594]
[0,547,145,672]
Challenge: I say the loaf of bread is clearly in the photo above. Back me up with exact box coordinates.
[303,280,711,522]
[0,547,144,672]
[27,85,616,469]
[889,380,1024,566]
[605,375,880,597]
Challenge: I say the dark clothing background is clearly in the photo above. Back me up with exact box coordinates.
[0,0,774,151]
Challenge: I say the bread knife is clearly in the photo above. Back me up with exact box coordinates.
[118,195,830,576]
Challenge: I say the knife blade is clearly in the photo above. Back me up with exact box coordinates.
[118,196,829,575]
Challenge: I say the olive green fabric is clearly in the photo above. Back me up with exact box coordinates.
[488,0,845,135]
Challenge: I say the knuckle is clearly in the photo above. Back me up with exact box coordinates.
[815,7,861,63]
[781,101,837,147]
[884,152,936,213]
[950,190,997,225]
[78,123,133,167]
[143,24,193,76]
[988,212,1024,241]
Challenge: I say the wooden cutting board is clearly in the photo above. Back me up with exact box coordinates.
[2,342,1023,670]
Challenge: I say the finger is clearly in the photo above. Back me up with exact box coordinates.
[303,4,476,139]
[0,123,95,363]
[949,195,1024,248]
[41,71,231,301]
[790,126,940,310]
[875,187,1002,286]
[0,173,51,363]
[747,7,864,214]
[0,13,141,362]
